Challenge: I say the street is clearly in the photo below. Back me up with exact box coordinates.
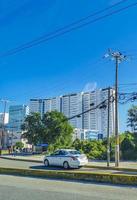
[0,174,137,200]
[0,158,106,172]
[1,158,137,176]
[0,158,104,171]
[1,158,136,174]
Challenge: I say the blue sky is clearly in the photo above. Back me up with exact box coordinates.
[0,0,137,131]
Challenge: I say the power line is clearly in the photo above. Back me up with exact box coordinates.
[119,92,137,104]
[1,1,136,57]
[0,0,127,57]
[2,0,128,54]
[66,95,114,121]
[66,91,137,124]
[119,83,137,86]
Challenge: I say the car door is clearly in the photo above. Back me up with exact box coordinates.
[48,150,60,166]
[52,150,66,166]
[53,150,63,166]
[52,150,60,166]
[58,150,68,166]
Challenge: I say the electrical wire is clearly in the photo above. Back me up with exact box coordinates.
[66,94,115,121]
[0,0,136,57]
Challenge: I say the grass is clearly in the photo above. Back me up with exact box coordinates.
[1,150,9,155]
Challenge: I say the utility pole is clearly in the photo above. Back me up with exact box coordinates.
[107,87,111,167]
[115,55,119,167]
[0,99,10,150]
[104,49,127,167]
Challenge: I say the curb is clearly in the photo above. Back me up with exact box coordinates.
[0,167,137,185]
[0,156,42,163]
[85,165,137,173]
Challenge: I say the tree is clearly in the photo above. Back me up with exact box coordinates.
[15,141,24,150]
[21,113,44,145]
[21,111,73,151]
[42,111,73,151]
[72,139,107,160]
[120,133,136,160]
[127,105,137,133]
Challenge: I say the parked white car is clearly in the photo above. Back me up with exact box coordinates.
[43,149,88,169]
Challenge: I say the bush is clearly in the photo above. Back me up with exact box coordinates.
[72,139,107,160]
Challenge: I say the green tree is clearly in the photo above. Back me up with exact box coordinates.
[120,133,136,160]
[15,141,24,149]
[72,139,107,160]
[72,132,137,161]
[72,138,84,152]
[127,105,137,133]
[21,111,73,151]
[21,112,44,145]
[42,111,73,151]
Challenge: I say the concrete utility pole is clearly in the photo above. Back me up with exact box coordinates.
[107,87,111,167]
[104,49,127,167]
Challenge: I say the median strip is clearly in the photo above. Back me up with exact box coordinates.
[0,166,137,185]
[85,165,137,173]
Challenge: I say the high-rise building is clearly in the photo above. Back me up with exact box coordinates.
[43,97,61,113]
[7,105,29,146]
[97,88,115,137]
[62,93,82,128]
[43,99,51,113]
[29,88,115,138]
[9,105,29,132]
[0,113,9,126]
[29,99,44,117]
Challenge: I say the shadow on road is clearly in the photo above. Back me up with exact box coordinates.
[30,165,68,170]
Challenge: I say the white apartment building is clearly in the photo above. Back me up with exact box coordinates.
[43,99,51,113]
[62,93,82,128]
[29,88,115,138]
[43,97,61,114]
[97,88,115,137]
[29,99,44,117]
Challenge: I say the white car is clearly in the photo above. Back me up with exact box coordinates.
[43,149,88,169]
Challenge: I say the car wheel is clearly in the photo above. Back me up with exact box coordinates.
[44,159,49,167]
[63,161,69,169]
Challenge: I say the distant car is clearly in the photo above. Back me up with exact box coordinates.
[43,149,88,169]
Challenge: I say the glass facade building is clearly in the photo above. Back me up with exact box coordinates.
[9,105,29,132]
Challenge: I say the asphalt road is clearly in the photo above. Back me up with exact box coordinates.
[0,174,137,200]
[0,158,100,171]
[0,158,124,173]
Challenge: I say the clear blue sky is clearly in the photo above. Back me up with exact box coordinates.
[0,0,137,131]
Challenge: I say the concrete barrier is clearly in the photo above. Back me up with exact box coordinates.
[0,167,137,185]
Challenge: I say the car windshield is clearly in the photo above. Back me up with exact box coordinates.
[68,150,81,155]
